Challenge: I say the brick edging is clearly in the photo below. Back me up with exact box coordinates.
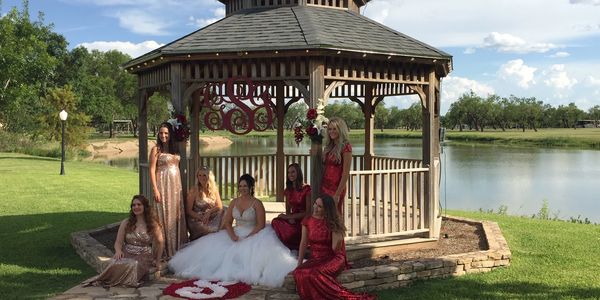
[71,215,511,295]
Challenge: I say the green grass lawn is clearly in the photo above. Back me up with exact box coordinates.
[0,153,137,299]
[2,153,599,299]
[376,210,600,299]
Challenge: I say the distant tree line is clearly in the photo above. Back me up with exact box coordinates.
[443,91,600,131]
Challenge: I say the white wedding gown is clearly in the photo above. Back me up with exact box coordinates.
[168,204,297,287]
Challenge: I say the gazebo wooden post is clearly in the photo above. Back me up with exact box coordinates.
[190,91,201,189]
[309,58,325,202]
[275,83,286,202]
[364,83,375,171]
[423,68,439,238]
[170,63,188,197]
[138,89,149,195]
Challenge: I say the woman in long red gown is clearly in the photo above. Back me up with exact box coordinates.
[320,117,352,213]
[294,195,376,300]
[272,163,311,250]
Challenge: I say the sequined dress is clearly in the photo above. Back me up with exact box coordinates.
[169,201,297,287]
[321,143,352,213]
[272,185,311,250]
[187,189,224,240]
[84,231,153,288]
[294,216,375,300]
[155,152,187,257]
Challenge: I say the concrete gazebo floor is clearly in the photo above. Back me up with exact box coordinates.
[57,203,511,300]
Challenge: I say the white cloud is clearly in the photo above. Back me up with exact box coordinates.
[498,59,537,88]
[114,10,170,35]
[585,76,600,86]
[77,40,164,57]
[440,76,495,113]
[188,8,225,28]
[482,32,558,54]
[543,64,577,89]
[549,51,570,58]
[569,0,600,6]
[362,0,600,47]
[463,47,476,54]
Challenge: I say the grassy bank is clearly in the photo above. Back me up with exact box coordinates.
[377,210,600,299]
[444,128,600,149]
[2,153,599,298]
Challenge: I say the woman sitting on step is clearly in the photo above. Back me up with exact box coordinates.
[186,166,224,241]
[169,174,297,287]
[294,195,376,299]
[271,163,311,251]
[84,195,164,288]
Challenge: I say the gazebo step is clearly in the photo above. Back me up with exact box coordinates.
[346,237,438,261]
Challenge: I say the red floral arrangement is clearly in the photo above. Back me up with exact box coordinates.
[163,279,251,299]
[168,114,191,142]
[293,108,325,146]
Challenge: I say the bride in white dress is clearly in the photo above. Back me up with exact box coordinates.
[168,174,297,287]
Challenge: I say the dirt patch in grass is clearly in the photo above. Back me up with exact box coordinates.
[352,218,487,268]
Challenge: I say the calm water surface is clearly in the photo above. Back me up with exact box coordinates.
[100,136,600,222]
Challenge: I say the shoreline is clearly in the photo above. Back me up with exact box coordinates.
[85,136,233,160]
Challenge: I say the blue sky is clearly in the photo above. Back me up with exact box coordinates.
[3,0,600,113]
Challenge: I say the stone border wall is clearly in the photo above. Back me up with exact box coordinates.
[279,216,511,293]
[71,215,510,295]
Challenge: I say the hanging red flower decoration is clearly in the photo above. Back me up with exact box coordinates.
[168,114,191,142]
[306,108,318,120]
[292,108,325,146]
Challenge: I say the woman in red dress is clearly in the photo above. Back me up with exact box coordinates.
[320,117,352,213]
[272,163,311,250]
[294,195,375,300]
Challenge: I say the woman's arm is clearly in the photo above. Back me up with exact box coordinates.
[113,219,128,259]
[223,199,238,241]
[149,147,161,203]
[248,200,266,236]
[334,151,352,205]
[278,191,292,219]
[185,188,203,220]
[152,224,164,266]
[332,231,344,252]
[297,225,308,266]
[214,191,223,210]
[282,190,312,222]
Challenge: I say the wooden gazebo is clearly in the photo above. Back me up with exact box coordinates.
[125,0,452,256]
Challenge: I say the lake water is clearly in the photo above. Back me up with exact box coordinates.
[98,136,600,222]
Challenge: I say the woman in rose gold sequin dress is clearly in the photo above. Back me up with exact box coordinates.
[186,166,224,240]
[149,122,187,258]
[84,195,164,287]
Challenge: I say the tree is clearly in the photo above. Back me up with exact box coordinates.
[147,93,171,136]
[588,105,600,127]
[37,85,91,147]
[0,2,65,133]
[283,102,308,129]
[374,101,389,131]
[323,101,363,129]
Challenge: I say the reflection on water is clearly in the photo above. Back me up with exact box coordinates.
[98,136,600,222]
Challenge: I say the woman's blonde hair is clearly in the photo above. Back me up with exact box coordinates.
[324,117,350,164]
[194,166,219,200]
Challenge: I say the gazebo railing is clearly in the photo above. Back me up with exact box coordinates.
[344,167,430,241]
[142,154,431,240]
[189,154,423,199]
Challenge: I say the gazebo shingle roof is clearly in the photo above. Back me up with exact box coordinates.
[127,6,451,67]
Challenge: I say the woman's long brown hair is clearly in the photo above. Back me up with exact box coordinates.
[126,195,160,235]
[320,194,346,234]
